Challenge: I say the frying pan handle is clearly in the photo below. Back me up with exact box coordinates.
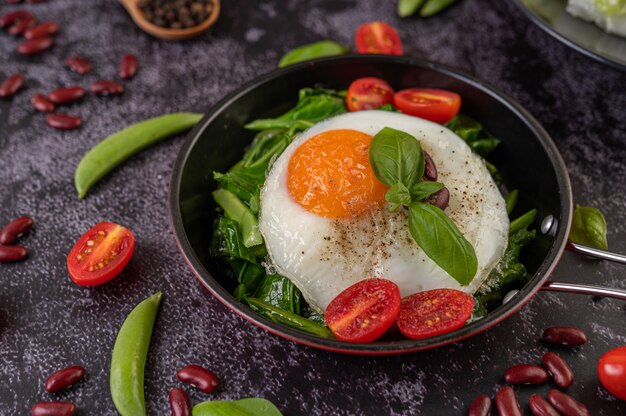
[566,241,626,264]
[541,281,626,301]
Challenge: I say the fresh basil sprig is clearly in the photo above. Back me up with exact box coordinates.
[369,127,478,284]
[570,205,608,250]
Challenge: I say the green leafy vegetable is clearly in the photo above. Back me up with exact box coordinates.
[408,202,478,285]
[278,41,350,68]
[213,189,262,248]
[505,189,519,216]
[509,208,536,236]
[445,114,501,157]
[398,0,426,17]
[246,297,333,338]
[193,398,283,416]
[254,274,302,314]
[570,205,608,250]
[409,181,444,201]
[386,182,412,209]
[369,127,424,187]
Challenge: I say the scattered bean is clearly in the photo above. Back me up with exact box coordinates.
[32,93,55,112]
[0,245,28,262]
[529,394,560,416]
[31,401,75,416]
[0,9,33,28]
[428,186,449,210]
[24,20,58,39]
[65,56,92,74]
[90,80,124,96]
[46,113,81,130]
[423,151,437,181]
[0,73,24,98]
[543,326,587,347]
[48,86,85,104]
[495,386,522,416]
[468,394,491,416]
[5,0,23,4]
[119,54,138,80]
[0,215,34,245]
[17,35,53,55]
[504,364,549,385]
[176,364,220,394]
[542,352,574,388]
[169,387,191,416]
[8,15,36,36]
[44,365,85,393]
[546,389,590,416]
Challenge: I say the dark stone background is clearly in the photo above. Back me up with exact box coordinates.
[1,0,625,414]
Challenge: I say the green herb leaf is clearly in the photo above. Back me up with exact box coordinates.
[254,274,302,314]
[278,41,350,68]
[213,189,263,247]
[378,103,400,112]
[408,202,478,285]
[570,205,608,250]
[409,181,444,201]
[386,182,412,207]
[193,398,283,416]
[369,127,424,187]
[398,0,426,17]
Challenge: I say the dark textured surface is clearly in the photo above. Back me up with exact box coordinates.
[0,0,625,415]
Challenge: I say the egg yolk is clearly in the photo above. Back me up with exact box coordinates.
[287,129,388,219]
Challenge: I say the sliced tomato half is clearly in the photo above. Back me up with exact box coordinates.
[346,77,395,111]
[67,221,135,286]
[396,289,474,340]
[325,278,401,343]
[355,22,403,55]
[393,88,461,124]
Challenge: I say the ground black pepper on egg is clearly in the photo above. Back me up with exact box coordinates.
[138,0,215,29]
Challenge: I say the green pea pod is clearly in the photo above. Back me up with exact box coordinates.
[110,292,163,416]
[278,41,350,68]
[420,0,459,16]
[75,113,203,199]
[192,398,283,416]
[398,0,426,17]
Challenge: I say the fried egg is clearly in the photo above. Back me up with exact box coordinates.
[259,110,509,313]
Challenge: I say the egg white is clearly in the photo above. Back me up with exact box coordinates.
[259,110,509,313]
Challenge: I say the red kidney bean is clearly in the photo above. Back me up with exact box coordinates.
[8,15,36,36]
[0,245,28,262]
[44,365,85,393]
[169,387,191,416]
[529,394,560,416]
[48,86,85,104]
[0,10,32,28]
[468,394,491,416]
[504,364,549,385]
[5,0,23,4]
[27,0,48,3]
[0,73,24,98]
[546,389,590,416]
[90,80,124,96]
[495,387,521,416]
[542,352,574,388]
[543,326,587,346]
[46,113,81,130]
[17,36,53,55]
[32,93,55,112]
[31,401,75,416]
[176,364,220,394]
[423,151,437,181]
[24,21,57,39]
[0,215,34,245]
[428,187,450,210]
[119,53,139,80]
[65,56,92,75]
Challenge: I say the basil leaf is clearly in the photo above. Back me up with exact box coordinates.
[570,205,608,250]
[278,41,350,68]
[408,202,477,285]
[398,0,426,17]
[193,398,283,416]
[409,181,444,201]
[369,127,424,187]
[386,182,411,206]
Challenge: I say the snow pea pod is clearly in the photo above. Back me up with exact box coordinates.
[110,292,163,416]
[420,0,459,16]
[75,112,203,199]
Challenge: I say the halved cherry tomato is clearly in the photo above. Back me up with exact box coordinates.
[355,22,403,55]
[346,77,395,112]
[324,278,401,343]
[393,88,461,124]
[598,346,626,401]
[396,289,474,340]
[67,222,135,286]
